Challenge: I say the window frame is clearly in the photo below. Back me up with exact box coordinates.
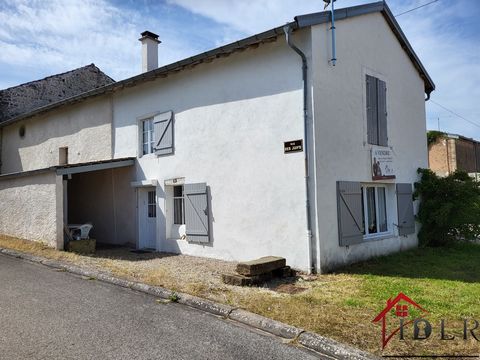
[361,184,390,239]
[142,118,155,156]
[173,185,185,225]
[147,190,156,218]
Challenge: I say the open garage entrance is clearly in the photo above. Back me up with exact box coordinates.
[60,158,137,248]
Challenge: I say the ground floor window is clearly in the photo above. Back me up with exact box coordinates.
[173,185,184,225]
[362,185,388,236]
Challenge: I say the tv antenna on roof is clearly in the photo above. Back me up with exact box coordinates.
[323,0,337,65]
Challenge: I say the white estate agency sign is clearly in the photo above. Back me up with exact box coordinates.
[371,147,395,180]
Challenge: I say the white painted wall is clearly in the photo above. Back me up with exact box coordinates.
[311,13,428,271]
[0,171,63,248]
[113,32,313,270]
[1,97,112,174]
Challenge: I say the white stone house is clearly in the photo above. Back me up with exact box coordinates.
[0,2,434,273]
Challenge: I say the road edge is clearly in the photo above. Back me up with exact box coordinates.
[0,247,379,360]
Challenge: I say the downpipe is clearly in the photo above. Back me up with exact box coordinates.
[283,25,315,273]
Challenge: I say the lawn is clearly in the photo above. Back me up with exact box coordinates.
[1,235,479,357]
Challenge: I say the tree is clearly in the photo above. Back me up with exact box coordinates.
[414,168,480,246]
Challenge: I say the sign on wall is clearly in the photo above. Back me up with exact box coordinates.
[371,147,395,180]
[284,140,303,154]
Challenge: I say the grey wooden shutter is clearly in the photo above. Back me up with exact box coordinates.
[337,181,364,246]
[396,183,415,236]
[377,79,388,146]
[153,111,173,156]
[184,183,210,243]
[366,75,378,145]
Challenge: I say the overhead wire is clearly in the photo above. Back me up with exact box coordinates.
[394,0,440,17]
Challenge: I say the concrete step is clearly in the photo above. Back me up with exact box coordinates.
[236,256,286,276]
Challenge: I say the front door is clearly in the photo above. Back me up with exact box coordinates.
[138,188,157,249]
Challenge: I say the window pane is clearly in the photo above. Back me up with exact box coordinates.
[174,198,183,224]
[378,187,387,232]
[143,144,149,155]
[366,187,377,234]
[173,185,183,197]
[148,190,156,218]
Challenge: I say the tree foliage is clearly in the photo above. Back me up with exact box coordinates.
[427,130,446,147]
[414,168,480,246]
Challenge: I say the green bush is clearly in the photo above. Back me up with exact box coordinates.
[414,168,480,246]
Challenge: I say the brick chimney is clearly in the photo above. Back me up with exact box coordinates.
[139,31,160,73]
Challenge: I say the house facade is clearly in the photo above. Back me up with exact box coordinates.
[0,2,434,272]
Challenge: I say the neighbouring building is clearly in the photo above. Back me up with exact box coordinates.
[0,1,434,273]
[428,132,480,178]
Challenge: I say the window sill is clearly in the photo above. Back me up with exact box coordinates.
[363,232,395,242]
[167,237,184,241]
[139,153,156,159]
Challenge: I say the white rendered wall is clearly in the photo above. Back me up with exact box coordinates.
[0,171,63,248]
[1,97,112,174]
[114,32,313,271]
[311,13,428,272]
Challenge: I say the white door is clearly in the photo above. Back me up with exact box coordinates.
[138,188,157,249]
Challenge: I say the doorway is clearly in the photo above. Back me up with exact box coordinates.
[138,187,157,249]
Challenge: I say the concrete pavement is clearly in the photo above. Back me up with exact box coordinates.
[0,254,326,359]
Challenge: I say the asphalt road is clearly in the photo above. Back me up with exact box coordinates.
[0,254,324,359]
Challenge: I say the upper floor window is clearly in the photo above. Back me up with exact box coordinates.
[140,111,174,157]
[142,118,154,155]
[366,75,388,146]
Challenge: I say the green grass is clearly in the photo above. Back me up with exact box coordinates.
[343,242,480,319]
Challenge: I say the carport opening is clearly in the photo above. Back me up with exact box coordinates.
[65,166,136,248]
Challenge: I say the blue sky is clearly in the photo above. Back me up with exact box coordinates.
[0,0,479,138]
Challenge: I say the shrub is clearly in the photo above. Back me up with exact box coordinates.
[414,168,480,246]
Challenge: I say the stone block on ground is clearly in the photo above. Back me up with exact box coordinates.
[236,256,286,276]
[66,239,96,254]
[222,272,273,286]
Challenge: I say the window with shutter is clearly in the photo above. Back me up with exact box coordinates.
[366,75,388,146]
[153,110,174,156]
[396,183,415,236]
[184,183,210,243]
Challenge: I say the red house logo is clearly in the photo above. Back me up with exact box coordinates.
[372,293,428,349]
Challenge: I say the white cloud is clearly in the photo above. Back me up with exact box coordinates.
[0,0,200,87]
[166,0,374,35]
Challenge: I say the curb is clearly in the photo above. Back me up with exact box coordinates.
[0,247,379,360]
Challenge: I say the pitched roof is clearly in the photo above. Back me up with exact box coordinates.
[0,64,114,125]
[0,1,434,128]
